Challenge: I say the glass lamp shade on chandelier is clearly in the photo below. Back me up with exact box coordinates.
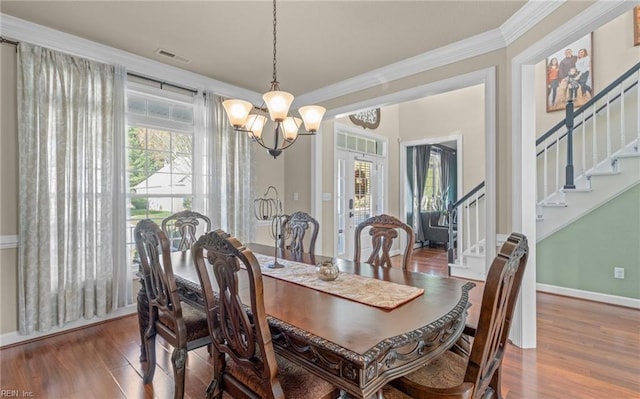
[222,0,326,159]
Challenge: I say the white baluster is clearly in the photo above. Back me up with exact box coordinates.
[592,105,597,169]
[543,141,548,203]
[637,70,639,144]
[581,112,586,176]
[606,92,612,158]
[474,193,479,255]
[465,201,470,254]
[555,135,560,195]
[621,80,625,147]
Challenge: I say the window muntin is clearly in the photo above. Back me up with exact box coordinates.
[125,85,196,272]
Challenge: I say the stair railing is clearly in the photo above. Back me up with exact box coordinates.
[446,63,639,270]
[447,181,485,265]
[537,62,640,205]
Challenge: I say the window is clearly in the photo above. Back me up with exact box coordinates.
[421,149,442,212]
[125,84,197,270]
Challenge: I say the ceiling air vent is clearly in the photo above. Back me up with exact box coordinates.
[154,48,191,64]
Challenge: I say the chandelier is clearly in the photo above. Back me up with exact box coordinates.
[222,0,326,159]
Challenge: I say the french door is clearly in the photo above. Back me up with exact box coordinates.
[336,149,386,260]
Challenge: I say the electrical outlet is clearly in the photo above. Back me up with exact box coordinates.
[614,267,625,279]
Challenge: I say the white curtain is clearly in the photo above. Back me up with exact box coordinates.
[204,93,255,243]
[17,43,131,334]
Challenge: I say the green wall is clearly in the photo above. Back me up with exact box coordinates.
[537,184,640,299]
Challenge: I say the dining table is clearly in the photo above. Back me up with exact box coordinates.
[136,243,475,399]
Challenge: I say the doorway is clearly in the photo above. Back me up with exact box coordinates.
[334,127,388,260]
[402,136,462,249]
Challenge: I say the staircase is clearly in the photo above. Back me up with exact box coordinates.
[537,139,640,240]
[536,62,640,240]
[448,62,640,280]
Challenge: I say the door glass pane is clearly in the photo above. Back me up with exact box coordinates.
[337,158,346,255]
[353,159,373,226]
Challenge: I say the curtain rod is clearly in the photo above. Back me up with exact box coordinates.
[1,36,19,46]
[127,72,199,96]
[0,36,204,97]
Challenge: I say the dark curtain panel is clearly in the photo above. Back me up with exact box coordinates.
[439,150,457,225]
[449,152,457,205]
[415,145,431,242]
[405,147,415,230]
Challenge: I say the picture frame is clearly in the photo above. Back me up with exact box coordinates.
[545,34,594,112]
[634,6,640,46]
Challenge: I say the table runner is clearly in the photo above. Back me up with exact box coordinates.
[254,254,424,310]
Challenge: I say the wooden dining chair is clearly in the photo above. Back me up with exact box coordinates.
[134,219,211,399]
[354,214,415,270]
[161,210,211,252]
[283,211,319,255]
[191,230,339,399]
[384,232,529,399]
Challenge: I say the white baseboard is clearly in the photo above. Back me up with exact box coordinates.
[0,304,137,347]
[537,283,640,309]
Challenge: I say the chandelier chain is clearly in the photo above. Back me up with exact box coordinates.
[272,0,278,85]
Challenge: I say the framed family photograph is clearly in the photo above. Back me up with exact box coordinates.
[546,34,593,112]
[634,6,640,46]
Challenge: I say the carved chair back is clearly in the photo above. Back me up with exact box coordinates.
[285,211,319,255]
[192,230,285,399]
[354,214,415,270]
[162,210,211,252]
[465,232,528,398]
[135,219,187,345]
[135,219,211,399]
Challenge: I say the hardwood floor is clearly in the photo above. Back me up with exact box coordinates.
[1,248,638,398]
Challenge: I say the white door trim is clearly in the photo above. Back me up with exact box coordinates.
[399,134,463,251]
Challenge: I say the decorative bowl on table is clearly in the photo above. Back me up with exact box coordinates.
[316,260,339,281]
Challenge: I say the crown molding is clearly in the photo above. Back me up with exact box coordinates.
[297,0,564,107]
[500,0,565,45]
[0,13,262,104]
[297,28,505,106]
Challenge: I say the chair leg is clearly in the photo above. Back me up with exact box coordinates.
[171,347,188,399]
[136,285,150,362]
[206,349,225,399]
[142,329,157,384]
[489,367,503,399]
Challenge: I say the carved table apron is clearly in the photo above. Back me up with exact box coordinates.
[136,244,474,399]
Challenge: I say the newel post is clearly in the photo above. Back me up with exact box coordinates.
[564,99,576,189]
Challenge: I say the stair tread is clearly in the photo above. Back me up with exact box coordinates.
[614,152,640,159]
[587,170,621,177]
[541,202,567,207]
[562,188,592,193]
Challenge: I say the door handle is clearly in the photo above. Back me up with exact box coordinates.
[349,211,354,218]
[349,198,354,210]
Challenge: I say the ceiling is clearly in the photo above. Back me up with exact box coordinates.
[1,1,527,97]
